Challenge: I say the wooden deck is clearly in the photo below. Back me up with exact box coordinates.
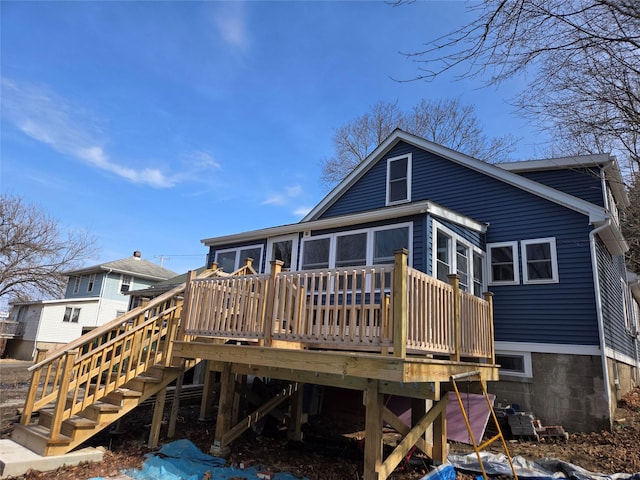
[15,250,499,480]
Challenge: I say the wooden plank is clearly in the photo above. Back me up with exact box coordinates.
[382,406,431,456]
[148,387,167,448]
[393,250,408,359]
[212,363,234,455]
[432,397,448,465]
[288,383,305,442]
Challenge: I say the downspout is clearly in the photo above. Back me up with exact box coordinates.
[589,218,613,423]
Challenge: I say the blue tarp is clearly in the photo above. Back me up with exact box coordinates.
[89,439,307,480]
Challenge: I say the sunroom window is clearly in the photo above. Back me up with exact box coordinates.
[436,231,451,283]
[301,237,331,270]
[456,242,470,291]
[433,222,484,296]
[373,226,409,264]
[215,245,264,273]
[386,154,411,205]
[335,233,367,268]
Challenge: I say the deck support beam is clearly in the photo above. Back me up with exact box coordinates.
[148,387,167,448]
[364,379,383,480]
[211,362,234,457]
[199,361,217,421]
[288,382,305,442]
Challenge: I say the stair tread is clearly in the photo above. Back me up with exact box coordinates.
[91,401,122,412]
[113,387,143,397]
[14,423,72,445]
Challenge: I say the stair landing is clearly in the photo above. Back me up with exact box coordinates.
[0,439,104,479]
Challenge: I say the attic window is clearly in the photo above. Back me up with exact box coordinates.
[120,274,132,293]
[386,154,411,205]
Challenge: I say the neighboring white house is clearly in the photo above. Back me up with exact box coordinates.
[5,251,177,360]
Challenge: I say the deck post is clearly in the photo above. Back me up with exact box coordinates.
[484,292,495,363]
[21,349,49,425]
[148,387,167,448]
[167,358,186,438]
[263,260,284,347]
[448,274,461,362]
[288,382,305,442]
[364,379,383,480]
[392,249,408,359]
[178,270,198,343]
[199,361,217,421]
[432,397,448,465]
[211,362,234,457]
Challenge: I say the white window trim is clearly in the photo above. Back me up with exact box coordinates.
[487,241,520,286]
[298,222,413,270]
[214,244,264,273]
[386,153,412,206]
[431,221,485,293]
[521,237,559,284]
[495,350,532,378]
[621,279,637,335]
[265,234,299,273]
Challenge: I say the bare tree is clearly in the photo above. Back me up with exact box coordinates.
[0,194,97,303]
[622,174,640,273]
[321,98,515,185]
[402,1,640,173]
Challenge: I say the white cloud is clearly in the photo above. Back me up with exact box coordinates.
[0,78,190,189]
[212,2,250,52]
[293,206,312,217]
[261,194,286,206]
[286,185,302,197]
[261,184,303,207]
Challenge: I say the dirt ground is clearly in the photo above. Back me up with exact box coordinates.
[1,359,639,479]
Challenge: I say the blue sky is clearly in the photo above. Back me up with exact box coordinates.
[1,1,544,277]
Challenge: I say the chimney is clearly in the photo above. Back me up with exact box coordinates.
[133,251,142,259]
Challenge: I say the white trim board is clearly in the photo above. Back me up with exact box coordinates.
[605,348,640,368]
[495,341,601,356]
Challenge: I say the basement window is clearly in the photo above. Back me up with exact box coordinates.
[495,351,532,378]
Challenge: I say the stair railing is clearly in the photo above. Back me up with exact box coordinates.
[20,267,224,437]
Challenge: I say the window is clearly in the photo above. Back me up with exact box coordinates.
[63,307,81,323]
[300,224,412,271]
[266,235,298,272]
[386,154,411,205]
[521,237,558,284]
[335,233,367,267]
[432,222,484,295]
[120,275,132,293]
[488,242,519,285]
[373,226,409,264]
[72,276,81,294]
[622,279,637,335]
[436,231,451,283]
[215,245,264,273]
[301,237,331,270]
[495,351,532,378]
[87,273,96,293]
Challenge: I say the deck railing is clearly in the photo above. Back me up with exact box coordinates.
[185,250,495,361]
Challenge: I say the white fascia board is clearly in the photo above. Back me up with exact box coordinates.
[596,220,629,256]
[201,200,486,247]
[495,341,601,356]
[304,130,609,225]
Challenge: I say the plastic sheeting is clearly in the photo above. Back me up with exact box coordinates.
[448,452,640,480]
[89,439,307,480]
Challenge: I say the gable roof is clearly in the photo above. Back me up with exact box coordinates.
[302,130,626,255]
[65,253,177,281]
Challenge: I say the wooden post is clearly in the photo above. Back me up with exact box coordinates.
[199,361,217,421]
[484,291,495,364]
[432,397,448,465]
[211,362,234,457]
[411,398,433,454]
[21,349,49,425]
[364,379,383,480]
[148,387,167,448]
[178,270,198,343]
[392,249,408,359]
[167,359,186,438]
[448,274,461,362]
[288,382,304,442]
[50,349,78,440]
[263,260,283,347]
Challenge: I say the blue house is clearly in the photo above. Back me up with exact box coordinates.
[201,129,639,432]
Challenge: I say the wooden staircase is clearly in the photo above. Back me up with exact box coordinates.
[10,266,237,457]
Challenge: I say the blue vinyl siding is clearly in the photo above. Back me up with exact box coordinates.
[321,141,600,346]
[515,168,604,206]
[596,238,637,358]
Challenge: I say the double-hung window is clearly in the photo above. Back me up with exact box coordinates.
[521,237,558,284]
[488,242,519,285]
[433,222,484,295]
[436,231,452,283]
[63,307,81,323]
[87,273,96,293]
[386,154,411,205]
[120,275,132,293]
[72,276,81,294]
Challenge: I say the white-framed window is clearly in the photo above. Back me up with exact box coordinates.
[488,241,519,286]
[87,273,96,293]
[386,154,411,205]
[72,276,81,294]
[621,279,638,335]
[432,222,484,296]
[495,351,532,378]
[265,235,299,272]
[299,223,412,271]
[120,274,133,293]
[215,244,264,273]
[63,307,81,323]
[521,237,558,284]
